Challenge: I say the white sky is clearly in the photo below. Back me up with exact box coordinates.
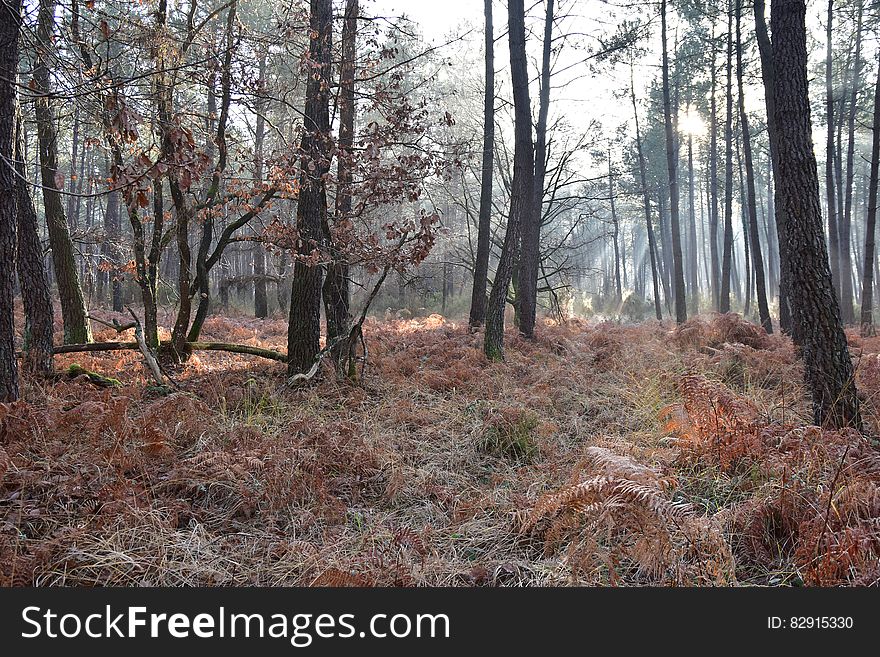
[367,0,873,177]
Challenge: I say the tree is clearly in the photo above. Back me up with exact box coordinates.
[323,0,357,370]
[825,0,842,306]
[839,0,864,325]
[754,0,791,333]
[253,52,269,320]
[719,1,734,314]
[736,0,771,333]
[631,61,662,321]
[15,111,54,377]
[34,0,92,344]
[484,0,535,361]
[860,49,880,336]
[660,0,686,323]
[288,0,333,376]
[0,0,21,401]
[517,0,554,339]
[468,0,495,329]
[770,0,860,429]
[708,20,721,311]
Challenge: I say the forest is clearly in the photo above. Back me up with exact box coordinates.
[0,0,879,588]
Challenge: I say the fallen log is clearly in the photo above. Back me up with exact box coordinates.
[50,341,288,363]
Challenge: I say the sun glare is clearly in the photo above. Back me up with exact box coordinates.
[679,111,707,138]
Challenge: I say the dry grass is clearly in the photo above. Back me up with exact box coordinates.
[1,311,878,586]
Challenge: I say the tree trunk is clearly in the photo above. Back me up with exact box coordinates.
[839,0,863,325]
[754,0,791,333]
[771,0,861,429]
[736,0,772,333]
[34,0,92,345]
[686,132,698,313]
[609,146,622,303]
[322,0,356,371]
[468,0,494,329]
[484,0,534,361]
[661,0,687,324]
[709,22,721,311]
[0,0,21,400]
[517,0,553,339]
[825,0,843,303]
[860,50,880,335]
[253,52,269,320]
[288,0,333,376]
[720,1,735,314]
[631,62,662,321]
[14,109,54,376]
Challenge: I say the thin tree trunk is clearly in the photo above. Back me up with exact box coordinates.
[631,63,662,321]
[14,110,54,376]
[517,0,553,339]
[661,0,687,323]
[737,0,772,332]
[322,0,357,372]
[755,0,791,332]
[469,0,494,329]
[34,0,92,344]
[860,50,880,335]
[720,1,735,314]
[825,0,842,301]
[687,132,698,312]
[253,52,269,320]
[839,0,864,324]
[0,0,21,399]
[709,21,721,311]
[609,146,622,302]
[485,0,535,360]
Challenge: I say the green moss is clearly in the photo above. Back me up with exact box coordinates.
[66,363,122,388]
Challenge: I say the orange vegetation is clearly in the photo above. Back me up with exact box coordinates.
[1,312,878,586]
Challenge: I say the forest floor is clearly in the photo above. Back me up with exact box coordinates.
[2,310,880,586]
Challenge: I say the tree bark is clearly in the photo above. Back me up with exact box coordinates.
[34,0,92,345]
[0,0,21,400]
[720,1,735,314]
[839,0,863,325]
[824,0,843,304]
[661,0,687,324]
[754,0,791,333]
[253,52,269,320]
[609,146,622,303]
[517,0,553,338]
[860,50,880,335]
[288,0,333,376]
[468,0,495,329]
[709,21,721,311]
[736,0,772,333]
[323,0,357,372]
[631,62,662,321]
[484,0,535,361]
[14,109,54,377]
[686,132,698,312]
[770,0,861,429]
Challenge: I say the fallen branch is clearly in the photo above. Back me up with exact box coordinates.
[50,341,288,363]
[63,363,123,388]
[127,309,168,388]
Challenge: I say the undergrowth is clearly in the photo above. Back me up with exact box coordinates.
[1,311,878,586]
